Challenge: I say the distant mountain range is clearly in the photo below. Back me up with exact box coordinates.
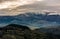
[0,12,60,29]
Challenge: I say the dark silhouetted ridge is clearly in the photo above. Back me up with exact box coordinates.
[3,24,30,30]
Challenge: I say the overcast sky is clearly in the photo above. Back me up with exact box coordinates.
[0,0,60,15]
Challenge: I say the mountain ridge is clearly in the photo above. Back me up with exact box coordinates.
[0,12,60,28]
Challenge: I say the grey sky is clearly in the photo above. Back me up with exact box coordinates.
[0,0,60,15]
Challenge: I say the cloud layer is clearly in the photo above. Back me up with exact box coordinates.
[0,0,60,15]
